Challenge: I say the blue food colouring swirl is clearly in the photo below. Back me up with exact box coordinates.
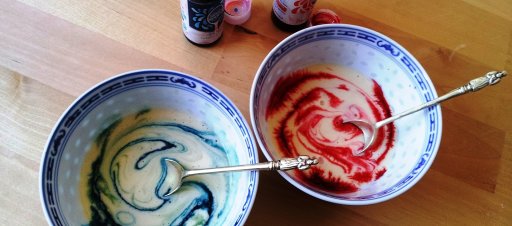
[81,109,235,225]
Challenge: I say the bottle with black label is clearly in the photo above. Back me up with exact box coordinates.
[181,0,224,46]
[271,0,317,32]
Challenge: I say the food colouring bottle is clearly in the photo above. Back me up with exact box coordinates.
[271,0,317,32]
[181,0,224,46]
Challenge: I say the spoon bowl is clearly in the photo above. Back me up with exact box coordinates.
[346,120,377,155]
[163,159,187,196]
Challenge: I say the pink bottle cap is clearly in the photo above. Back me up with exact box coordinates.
[224,0,251,25]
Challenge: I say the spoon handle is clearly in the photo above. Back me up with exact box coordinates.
[184,155,318,177]
[375,71,507,128]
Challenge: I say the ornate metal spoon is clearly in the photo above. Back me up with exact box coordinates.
[163,155,318,196]
[346,70,507,155]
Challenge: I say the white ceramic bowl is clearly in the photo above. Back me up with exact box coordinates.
[40,70,258,225]
[250,24,442,205]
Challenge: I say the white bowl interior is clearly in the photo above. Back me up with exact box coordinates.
[41,70,258,225]
[251,24,441,204]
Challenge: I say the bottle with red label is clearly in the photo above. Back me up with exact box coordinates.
[271,0,317,32]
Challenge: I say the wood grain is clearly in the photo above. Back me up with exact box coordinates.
[0,67,72,225]
[1,0,511,225]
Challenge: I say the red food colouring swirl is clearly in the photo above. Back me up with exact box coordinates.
[266,69,395,194]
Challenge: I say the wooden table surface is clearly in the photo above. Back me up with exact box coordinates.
[1,0,511,225]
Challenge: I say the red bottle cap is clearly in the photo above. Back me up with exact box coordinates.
[309,9,341,26]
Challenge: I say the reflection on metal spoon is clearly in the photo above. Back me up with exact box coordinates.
[347,70,507,155]
[163,155,319,196]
